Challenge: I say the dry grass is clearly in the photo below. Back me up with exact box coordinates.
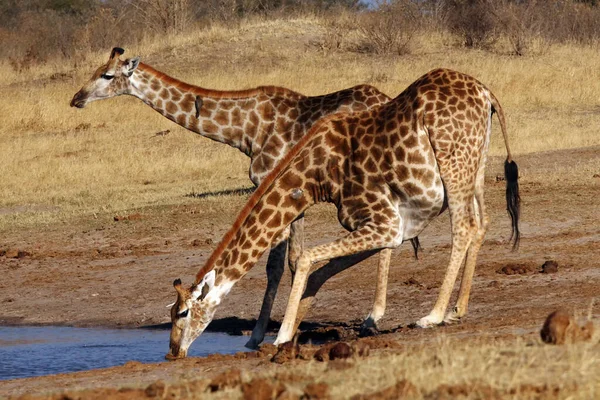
[1,16,600,231]
[294,335,600,399]
[124,333,600,399]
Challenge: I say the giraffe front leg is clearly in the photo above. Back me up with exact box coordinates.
[360,248,392,336]
[246,239,287,349]
[274,224,397,345]
[292,251,379,334]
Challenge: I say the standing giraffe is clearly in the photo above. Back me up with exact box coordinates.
[166,68,520,358]
[70,47,394,348]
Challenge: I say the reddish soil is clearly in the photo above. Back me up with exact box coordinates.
[0,147,599,398]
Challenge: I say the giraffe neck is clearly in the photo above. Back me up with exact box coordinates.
[127,63,298,157]
[194,119,332,301]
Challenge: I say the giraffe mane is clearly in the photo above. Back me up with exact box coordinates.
[193,113,338,285]
[138,63,304,100]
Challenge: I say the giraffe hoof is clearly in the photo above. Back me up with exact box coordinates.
[244,338,261,350]
[415,315,443,329]
[443,312,464,325]
[359,316,379,337]
[273,336,291,346]
[359,326,379,337]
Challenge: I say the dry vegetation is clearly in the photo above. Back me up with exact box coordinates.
[1,2,600,232]
[182,335,600,399]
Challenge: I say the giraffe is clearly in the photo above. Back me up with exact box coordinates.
[70,47,395,348]
[166,67,520,358]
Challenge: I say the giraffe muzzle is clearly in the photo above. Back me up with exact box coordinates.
[70,91,87,108]
[165,348,187,360]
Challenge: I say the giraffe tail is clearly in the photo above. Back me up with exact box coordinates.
[489,91,521,250]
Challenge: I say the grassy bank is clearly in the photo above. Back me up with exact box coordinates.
[1,16,599,231]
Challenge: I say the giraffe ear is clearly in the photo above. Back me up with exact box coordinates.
[123,57,140,77]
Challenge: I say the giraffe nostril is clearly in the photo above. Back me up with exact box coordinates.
[70,92,87,108]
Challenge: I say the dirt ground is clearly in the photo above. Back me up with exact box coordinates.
[0,146,599,399]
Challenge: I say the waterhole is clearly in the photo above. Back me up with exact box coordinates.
[0,326,253,381]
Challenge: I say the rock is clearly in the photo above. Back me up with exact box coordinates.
[351,379,417,399]
[351,341,370,357]
[4,248,20,258]
[272,341,300,364]
[208,369,242,392]
[314,345,331,362]
[303,382,329,399]
[540,310,595,345]
[541,260,558,274]
[145,381,166,397]
[241,378,281,400]
[540,310,571,345]
[298,345,318,360]
[113,213,143,222]
[329,342,352,360]
[496,264,531,275]
[127,213,143,221]
[259,343,278,358]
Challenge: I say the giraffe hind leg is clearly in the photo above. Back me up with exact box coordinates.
[416,195,477,328]
[360,248,392,335]
[444,166,489,323]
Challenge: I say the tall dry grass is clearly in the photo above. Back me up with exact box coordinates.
[1,16,599,230]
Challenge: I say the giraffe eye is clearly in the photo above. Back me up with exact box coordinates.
[101,73,114,80]
[176,309,189,318]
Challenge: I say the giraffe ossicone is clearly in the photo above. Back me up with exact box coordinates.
[166,67,520,357]
[71,47,393,349]
[290,188,304,199]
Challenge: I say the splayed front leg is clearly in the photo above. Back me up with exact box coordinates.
[274,222,399,345]
[245,240,287,349]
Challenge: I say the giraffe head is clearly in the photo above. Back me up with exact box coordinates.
[70,47,140,108]
[166,270,218,360]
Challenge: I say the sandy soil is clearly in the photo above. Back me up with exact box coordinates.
[0,147,599,399]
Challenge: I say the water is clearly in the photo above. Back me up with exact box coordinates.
[0,326,252,381]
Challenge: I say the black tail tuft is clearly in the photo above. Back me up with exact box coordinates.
[410,237,421,260]
[504,159,520,250]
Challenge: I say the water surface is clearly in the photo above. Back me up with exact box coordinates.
[0,326,251,381]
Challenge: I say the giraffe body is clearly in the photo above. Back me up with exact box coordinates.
[71,48,392,348]
[167,68,520,357]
